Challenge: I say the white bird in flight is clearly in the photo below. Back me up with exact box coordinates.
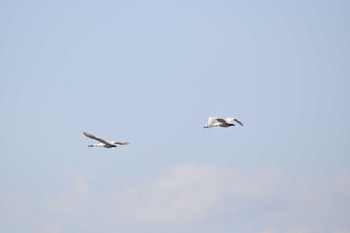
[204,117,244,128]
[83,132,129,148]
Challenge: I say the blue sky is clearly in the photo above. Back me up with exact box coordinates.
[1,0,349,232]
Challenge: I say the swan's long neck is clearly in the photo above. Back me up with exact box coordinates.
[88,144,104,147]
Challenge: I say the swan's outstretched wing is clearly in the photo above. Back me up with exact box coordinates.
[234,119,244,126]
[206,117,218,126]
[225,117,244,126]
[83,132,111,145]
[204,117,217,128]
[224,118,234,123]
[112,142,129,145]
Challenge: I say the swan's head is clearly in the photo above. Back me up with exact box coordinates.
[88,144,93,147]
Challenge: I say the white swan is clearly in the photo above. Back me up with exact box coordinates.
[83,132,129,148]
[204,117,244,128]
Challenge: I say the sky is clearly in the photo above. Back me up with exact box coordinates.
[0,0,349,232]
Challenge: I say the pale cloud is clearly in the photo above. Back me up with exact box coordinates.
[22,163,350,233]
[116,163,275,225]
[259,228,278,233]
[301,173,350,212]
[259,227,315,233]
[49,176,90,213]
[287,226,315,233]
[115,163,350,229]
[331,228,350,233]
[335,173,350,193]
[259,227,350,233]
[36,220,64,233]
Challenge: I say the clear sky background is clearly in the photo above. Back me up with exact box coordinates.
[1,0,349,233]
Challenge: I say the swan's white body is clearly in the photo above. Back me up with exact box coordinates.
[204,117,244,128]
[83,132,129,148]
